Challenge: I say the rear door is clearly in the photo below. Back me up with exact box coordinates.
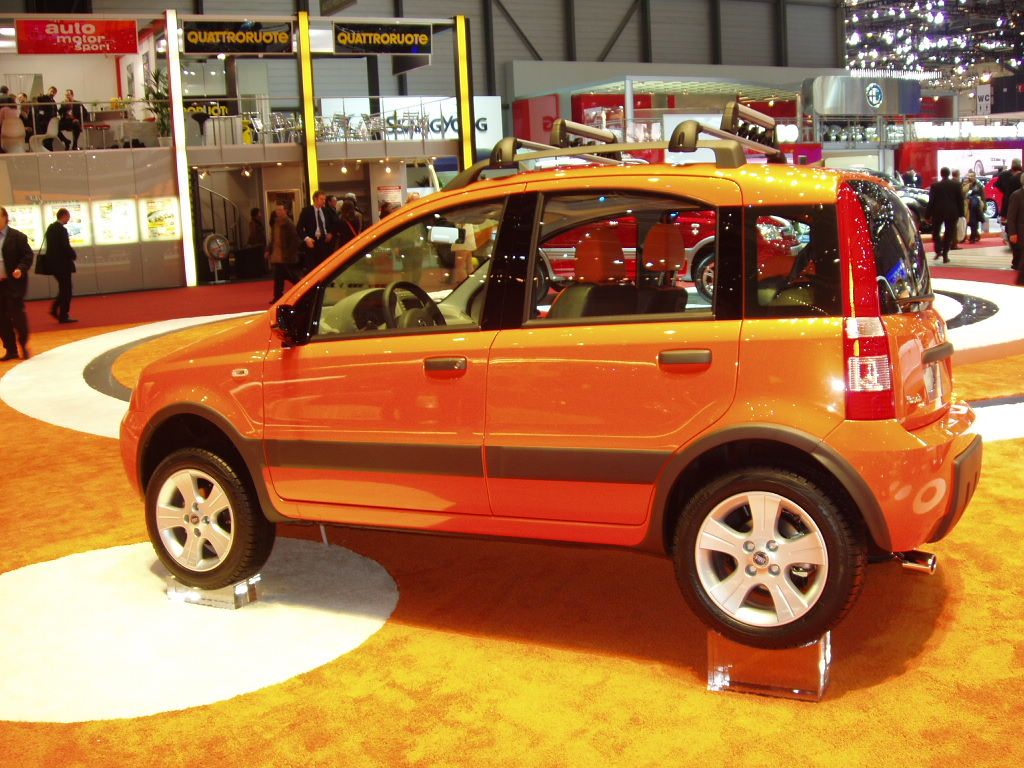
[483,176,744,527]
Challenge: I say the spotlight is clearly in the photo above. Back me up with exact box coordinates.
[241,167,252,177]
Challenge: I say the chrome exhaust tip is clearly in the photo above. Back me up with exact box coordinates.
[895,550,937,575]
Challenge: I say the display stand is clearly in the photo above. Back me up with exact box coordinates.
[165,574,261,610]
[707,630,831,701]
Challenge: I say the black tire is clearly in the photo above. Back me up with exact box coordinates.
[145,447,276,589]
[692,247,715,302]
[672,467,865,649]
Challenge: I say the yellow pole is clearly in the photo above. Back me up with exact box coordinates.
[165,9,197,287]
[452,15,476,172]
[297,11,319,200]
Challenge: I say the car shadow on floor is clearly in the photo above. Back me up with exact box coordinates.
[277,523,945,697]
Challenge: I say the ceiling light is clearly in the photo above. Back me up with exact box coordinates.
[0,27,15,37]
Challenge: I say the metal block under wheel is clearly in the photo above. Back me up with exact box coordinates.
[707,630,831,702]
[165,574,261,609]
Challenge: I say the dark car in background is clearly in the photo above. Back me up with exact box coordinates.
[849,167,931,232]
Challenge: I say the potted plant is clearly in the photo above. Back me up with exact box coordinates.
[144,67,172,146]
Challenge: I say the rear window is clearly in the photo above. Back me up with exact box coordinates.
[848,179,931,312]
[744,204,841,318]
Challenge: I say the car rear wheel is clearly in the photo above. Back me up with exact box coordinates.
[984,198,998,220]
[673,467,865,648]
[692,247,715,302]
[145,448,276,589]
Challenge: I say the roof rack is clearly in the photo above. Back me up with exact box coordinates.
[445,99,786,191]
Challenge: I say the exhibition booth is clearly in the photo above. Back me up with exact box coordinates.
[0,11,479,296]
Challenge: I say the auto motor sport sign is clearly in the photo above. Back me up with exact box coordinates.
[16,19,138,54]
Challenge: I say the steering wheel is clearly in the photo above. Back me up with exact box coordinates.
[382,281,447,329]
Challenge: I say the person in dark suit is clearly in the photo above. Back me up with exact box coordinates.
[925,167,965,263]
[1006,187,1024,278]
[44,207,77,323]
[34,86,58,149]
[58,89,90,150]
[0,206,33,360]
[296,190,337,273]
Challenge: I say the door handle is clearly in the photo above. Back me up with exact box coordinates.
[658,349,712,369]
[424,356,468,377]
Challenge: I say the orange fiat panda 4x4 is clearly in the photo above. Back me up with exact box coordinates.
[121,103,981,649]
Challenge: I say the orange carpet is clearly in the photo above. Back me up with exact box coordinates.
[0,319,1022,767]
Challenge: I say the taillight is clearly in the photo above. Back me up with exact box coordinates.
[838,182,896,421]
[844,317,895,420]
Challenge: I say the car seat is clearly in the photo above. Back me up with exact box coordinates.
[546,227,636,319]
[637,223,688,314]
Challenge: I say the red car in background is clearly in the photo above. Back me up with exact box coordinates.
[541,211,800,300]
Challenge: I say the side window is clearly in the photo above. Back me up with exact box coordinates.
[529,191,715,322]
[745,204,842,318]
[312,200,503,338]
[848,180,931,312]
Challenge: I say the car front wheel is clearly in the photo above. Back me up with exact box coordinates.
[145,448,276,589]
[673,467,865,648]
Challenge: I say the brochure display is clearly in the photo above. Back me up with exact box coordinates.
[139,197,182,242]
[91,199,140,245]
[707,630,831,701]
[43,201,92,247]
[5,205,44,250]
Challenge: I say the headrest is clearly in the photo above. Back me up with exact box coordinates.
[642,223,686,272]
[574,227,626,283]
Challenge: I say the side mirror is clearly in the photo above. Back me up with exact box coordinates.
[428,225,463,245]
[272,304,311,347]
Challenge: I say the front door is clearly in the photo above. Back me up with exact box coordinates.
[262,194,514,518]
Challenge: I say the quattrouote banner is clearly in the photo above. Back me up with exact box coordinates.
[333,22,432,56]
[182,20,294,55]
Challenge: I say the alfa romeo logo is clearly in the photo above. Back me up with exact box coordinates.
[865,82,884,109]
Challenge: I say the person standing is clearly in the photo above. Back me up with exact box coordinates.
[963,171,985,243]
[334,198,362,249]
[34,86,58,148]
[0,206,33,360]
[925,167,964,263]
[296,190,336,273]
[267,201,301,302]
[995,159,1023,262]
[1007,187,1024,276]
[247,207,266,249]
[44,207,77,323]
[342,192,364,231]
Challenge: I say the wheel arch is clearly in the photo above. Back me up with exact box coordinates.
[641,424,892,556]
[139,404,287,523]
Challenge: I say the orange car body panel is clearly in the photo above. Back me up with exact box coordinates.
[120,159,980,560]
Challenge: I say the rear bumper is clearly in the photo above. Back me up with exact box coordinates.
[927,433,982,543]
[822,402,979,551]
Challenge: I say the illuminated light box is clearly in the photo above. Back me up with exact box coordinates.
[43,201,92,247]
[6,205,44,250]
[139,197,182,242]
[91,199,139,245]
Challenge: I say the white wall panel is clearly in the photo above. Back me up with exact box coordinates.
[787,3,838,68]
[721,0,776,66]
[312,58,371,99]
[651,0,712,64]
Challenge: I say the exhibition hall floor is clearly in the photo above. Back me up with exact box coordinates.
[0,272,1022,767]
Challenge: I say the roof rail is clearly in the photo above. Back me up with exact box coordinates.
[444,100,786,191]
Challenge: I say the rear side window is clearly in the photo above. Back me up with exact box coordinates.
[744,204,841,318]
[848,179,931,313]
